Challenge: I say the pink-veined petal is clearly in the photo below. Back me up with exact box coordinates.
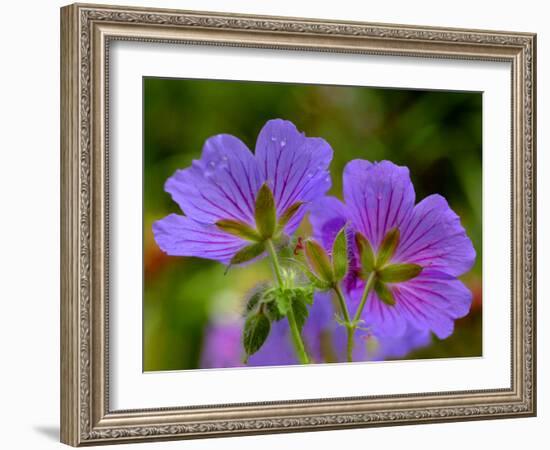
[152,214,249,264]
[393,194,476,277]
[255,119,333,233]
[343,160,415,249]
[165,134,262,225]
[393,269,473,339]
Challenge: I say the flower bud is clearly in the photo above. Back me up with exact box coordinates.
[304,239,334,284]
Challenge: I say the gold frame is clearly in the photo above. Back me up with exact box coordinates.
[60,2,537,446]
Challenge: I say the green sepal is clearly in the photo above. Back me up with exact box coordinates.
[377,227,400,267]
[374,280,396,306]
[378,263,422,283]
[254,183,277,239]
[280,258,331,291]
[243,312,271,360]
[216,219,261,241]
[229,242,265,265]
[355,232,375,278]
[304,239,334,284]
[331,227,349,282]
[277,201,304,232]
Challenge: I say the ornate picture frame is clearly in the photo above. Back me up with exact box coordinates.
[60,3,536,446]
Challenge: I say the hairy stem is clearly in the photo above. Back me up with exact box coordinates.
[265,239,284,286]
[345,272,377,361]
[286,303,310,364]
[353,272,376,324]
[266,239,310,364]
[333,284,354,362]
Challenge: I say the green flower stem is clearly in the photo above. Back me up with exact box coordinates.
[333,284,352,323]
[265,239,284,286]
[353,272,376,324]
[286,304,310,364]
[265,239,310,364]
[345,272,377,361]
[333,284,354,362]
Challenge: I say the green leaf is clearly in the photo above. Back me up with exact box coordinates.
[304,239,334,284]
[332,227,349,281]
[254,183,277,238]
[294,286,314,305]
[377,227,400,267]
[277,201,304,232]
[247,287,284,322]
[244,284,278,319]
[374,280,396,306]
[378,263,422,283]
[264,299,284,322]
[292,297,309,331]
[216,219,261,241]
[355,232,375,277]
[244,288,264,315]
[229,242,265,265]
[273,288,292,316]
[243,313,271,358]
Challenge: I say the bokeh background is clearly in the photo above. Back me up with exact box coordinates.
[143,77,482,371]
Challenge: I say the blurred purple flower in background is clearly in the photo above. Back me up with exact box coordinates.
[309,160,476,340]
[153,119,333,264]
[200,319,244,369]
[200,292,431,368]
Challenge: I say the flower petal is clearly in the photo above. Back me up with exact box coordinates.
[255,119,333,234]
[165,134,261,225]
[309,197,363,293]
[200,319,244,369]
[393,194,476,276]
[343,160,415,249]
[340,324,431,362]
[302,291,338,362]
[152,214,248,264]
[393,269,473,339]
[358,288,408,338]
[309,196,349,249]
[327,311,431,361]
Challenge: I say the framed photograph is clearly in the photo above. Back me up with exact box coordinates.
[60,3,536,446]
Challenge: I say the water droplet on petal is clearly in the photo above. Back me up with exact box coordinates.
[280,139,286,148]
[271,136,277,142]
[222,155,228,161]
[209,161,216,167]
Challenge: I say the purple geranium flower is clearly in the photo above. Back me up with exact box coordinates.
[309,160,476,339]
[200,318,245,369]
[200,292,431,368]
[153,119,333,265]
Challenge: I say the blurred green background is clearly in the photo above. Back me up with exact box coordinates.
[143,77,482,371]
